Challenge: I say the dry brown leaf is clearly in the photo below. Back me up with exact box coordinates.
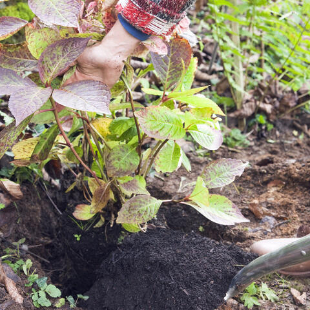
[195,70,217,81]
[0,179,23,200]
[229,100,256,118]
[290,288,307,306]
[0,262,23,304]
[215,77,230,95]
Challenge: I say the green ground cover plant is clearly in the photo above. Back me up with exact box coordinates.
[205,0,310,108]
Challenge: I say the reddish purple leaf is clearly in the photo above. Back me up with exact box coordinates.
[0,68,36,95]
[0,16,28,41]
[28,0,81,27]
[150,38,192,91]
[38,37,90,85]
[0,43,38,72]
[52,80,111,113]
[9,86,52,125]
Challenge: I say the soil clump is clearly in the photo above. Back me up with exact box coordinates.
[84,229,257,310]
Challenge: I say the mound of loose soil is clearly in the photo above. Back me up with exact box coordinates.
[85,229,257,310]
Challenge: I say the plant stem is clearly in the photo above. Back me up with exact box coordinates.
[51,98,101,185]
[140,140,161,176]
[122,76,143,172]
[81,112,107,182]
[144,139,168,178]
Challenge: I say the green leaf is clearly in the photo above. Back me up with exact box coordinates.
[65,146,83,164]
[136,106,185,140]
[188,124,223,150]
[260,283,279,302]
[54,298,66,308]
[36,277,48,290]
[0,115,33,160]
[180,149,191,172]
[109,117,135,138]
[168,86,208,99]
[201,159,248,189]
[118,176,149,196]
[0,16,27,41]
[106,145,139,177]
[182,194,249,225]
[141,88,164,96]
[189,177,209,206]
[30,124,59,161]
[117,195,162,224]
[122,223,140,233]
[154,140,181,173]
[25,26,62,59]
[38,37,90,85]
[73,204,95,221]
[175,95,225,115]
[175,57,198,91]
[45,284,61,298]
[240,293,260,309]
[151,38,192,91]
[246,283,258,295]
[37,291,52,307]
[28,0,80,27]
[109,101,144,112]
[0,203,5,210]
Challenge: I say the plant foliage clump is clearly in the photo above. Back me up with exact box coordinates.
[0,0,249,231]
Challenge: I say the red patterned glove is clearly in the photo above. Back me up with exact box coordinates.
[116,0,195,36]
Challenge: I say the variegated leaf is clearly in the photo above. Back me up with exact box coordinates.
[0,16,27,41]
[0,68,36,95]
[0,43,38,72]
[136,106,185,140]
[38,37,90,84]
[150,38,192,91]
[201,159,248,189]
[52,80,111,113]
[9,86,52,125]
[28,0,80,27]
[117,195,162,224]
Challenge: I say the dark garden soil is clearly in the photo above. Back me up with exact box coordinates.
[84,229,256,310]
[1,116,310,310]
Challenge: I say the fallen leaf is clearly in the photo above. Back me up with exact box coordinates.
[290,288,306,306]
[0,179,23,200]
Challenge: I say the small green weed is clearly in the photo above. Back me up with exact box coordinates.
[223,128,250,148]
[73,234,81,241]
[66,294,89,308]
[240,282,279,309]
[31,277,62,308]
[249,114,274,132]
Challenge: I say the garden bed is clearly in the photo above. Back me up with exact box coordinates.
[1,116,310,309]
